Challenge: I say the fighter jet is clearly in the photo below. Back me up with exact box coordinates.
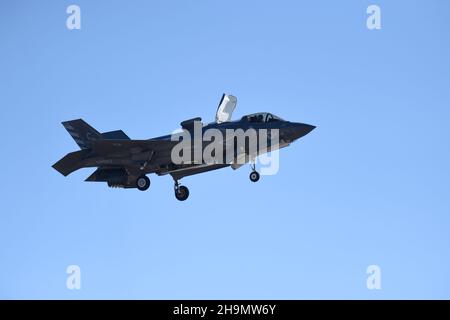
[52,94,315,201]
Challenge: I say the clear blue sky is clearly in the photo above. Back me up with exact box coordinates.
[1,0,449,299]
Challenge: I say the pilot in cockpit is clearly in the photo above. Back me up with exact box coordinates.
[257,114,263,122]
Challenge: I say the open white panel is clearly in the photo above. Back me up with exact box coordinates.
[215,94,237,123]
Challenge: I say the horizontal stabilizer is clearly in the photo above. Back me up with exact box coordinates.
[101,130,130,140]
[52,150,90,176]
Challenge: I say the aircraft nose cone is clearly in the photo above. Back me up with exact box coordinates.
[289,123,316,141]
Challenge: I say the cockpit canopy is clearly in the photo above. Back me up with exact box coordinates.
[241,112,284,123]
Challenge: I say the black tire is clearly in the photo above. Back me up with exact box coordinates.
[175,185,189,201]
[249,171,260,182]
[136,176,150,191]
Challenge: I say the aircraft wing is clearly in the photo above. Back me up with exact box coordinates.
[91,139,179,155]
[221,133,257,167]
[167,164,230,180]
[230,163,245,170]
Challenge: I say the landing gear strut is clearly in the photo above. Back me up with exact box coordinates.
[249,163,260,183]
[174,180,189,201]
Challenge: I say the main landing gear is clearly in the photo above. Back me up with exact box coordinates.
[136,174,189,201]
[136,175,151,191]
[136,165,258,200]
[174,180,189,201]
[249,163,260,183]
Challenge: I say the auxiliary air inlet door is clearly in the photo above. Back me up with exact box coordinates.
[215,94,237,123]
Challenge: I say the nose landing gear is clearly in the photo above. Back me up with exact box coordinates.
[174,180,189,201]
[249,163,260,182]
[249,171,260,182]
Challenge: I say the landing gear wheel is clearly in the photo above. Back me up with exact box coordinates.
[136,175,150,191]
[175,185,189,201]
[250,171,260,182]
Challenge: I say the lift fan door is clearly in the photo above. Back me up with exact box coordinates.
[215,94,237,123]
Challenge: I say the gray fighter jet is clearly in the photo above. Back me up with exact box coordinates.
[52,94,315,201]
